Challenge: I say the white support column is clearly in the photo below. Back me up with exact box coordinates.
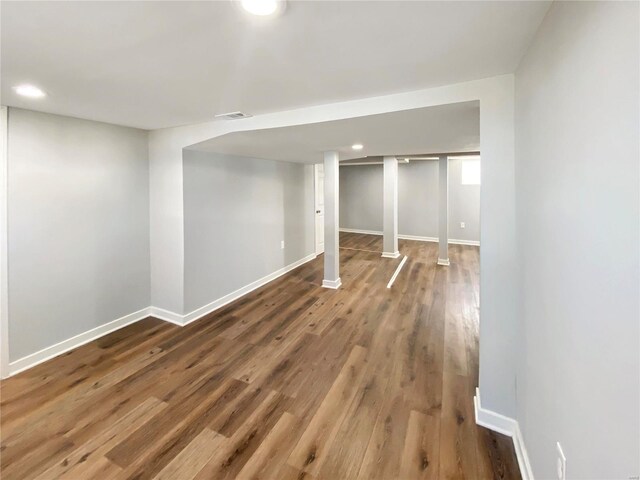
[437,155,450,266]
[382,156,400,258]
[322,151,341,289]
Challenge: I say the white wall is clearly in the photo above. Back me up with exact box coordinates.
[340,164,384,232]
[148,75,517,417]
[515,2,639,478]
[339,159,480,242]
[149,129,185,314]
[448,159,480,242]
[182,150,315,314]
[7,108,150,362]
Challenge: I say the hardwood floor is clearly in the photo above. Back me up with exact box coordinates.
[0,232,520,480]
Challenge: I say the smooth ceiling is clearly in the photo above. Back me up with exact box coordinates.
[1,1,550,129]
[189,101,479,163]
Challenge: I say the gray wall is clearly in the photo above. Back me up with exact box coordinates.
[339,159,480,242]
[340,164,383,232]
[398,160,439,238]
[7,108,150,361]
[183,150,315,314]
[515,2,639,478]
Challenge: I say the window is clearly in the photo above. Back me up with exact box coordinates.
[461,159,481,185]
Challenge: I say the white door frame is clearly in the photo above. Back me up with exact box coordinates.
[314,163,324,255]
[1,106,9,378]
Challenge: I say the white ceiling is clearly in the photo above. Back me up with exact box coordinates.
[188,101,479,163]
[1,1,550,130]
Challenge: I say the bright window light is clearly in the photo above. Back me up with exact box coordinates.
[461,159,481,185]
[352,144,363,150]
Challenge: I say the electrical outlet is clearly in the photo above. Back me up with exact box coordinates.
[556,442,566,480]
[281,240,285,250]
[460,222,466,229]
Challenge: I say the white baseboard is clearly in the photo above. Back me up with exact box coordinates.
[381,251,401,259]
[5,253,318,378]
[8,307,151,376]
[339,228,479,246]
[398,233,438,242]
[339,228,382,236]
[437,258,451,266]
[322,277,342,289]
[181,253,317,325]
[147,307,183,326]
[474,387,534,480]
[448,238,480,246]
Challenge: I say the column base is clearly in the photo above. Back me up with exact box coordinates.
[322,278,342,289]
[381,251,401,259]
[437,258,450,266]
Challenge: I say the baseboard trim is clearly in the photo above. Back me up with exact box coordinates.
[322,278,342,289]
[147,307,183,326]
[381,251,401,259]
[448,238,480,246]
[339,228,479,246]
[398,233,438,243]
[474,387,534,480]
[181,253,318,325]
[437,258,450,266]
[339,228,382,236]
[8,307,151,376]
[5,253,318,377]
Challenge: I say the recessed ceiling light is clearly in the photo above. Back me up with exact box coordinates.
[13,84,46,98]
[240,0,284,16]
[352,144,364,150]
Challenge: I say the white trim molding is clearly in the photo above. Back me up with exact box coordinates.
[386,255,408,288]
[339,228,382,236]
[339,228,480,246]
[151,252,318,326]
[398,233,439,243]
[147,307,183,326]
[8,308,150,376]
[474,387,534,480]
[448,238,480,246]
[381,251,401,259]
[437,258,451,266]
[182,253,317,325]
[5,253,318,377]
[405,234,480,246]
[321,278,342,289]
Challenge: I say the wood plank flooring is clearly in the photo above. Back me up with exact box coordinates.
[0,232,520,479]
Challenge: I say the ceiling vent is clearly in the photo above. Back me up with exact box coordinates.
[214,111,252,120]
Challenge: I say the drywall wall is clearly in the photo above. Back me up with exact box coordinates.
[149,74,518,418]
[448,159,480,241]
[339,159,480,242]
[515,2,639,478]
[182,150,315,314]
[398,160,439,238]
[7,108,150,362]
[149,129,185,314]
[340,164,383,232]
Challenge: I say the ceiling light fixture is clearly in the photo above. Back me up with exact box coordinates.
[13,84,46,98]
[352,144,364,150]
[240,0,285,16]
